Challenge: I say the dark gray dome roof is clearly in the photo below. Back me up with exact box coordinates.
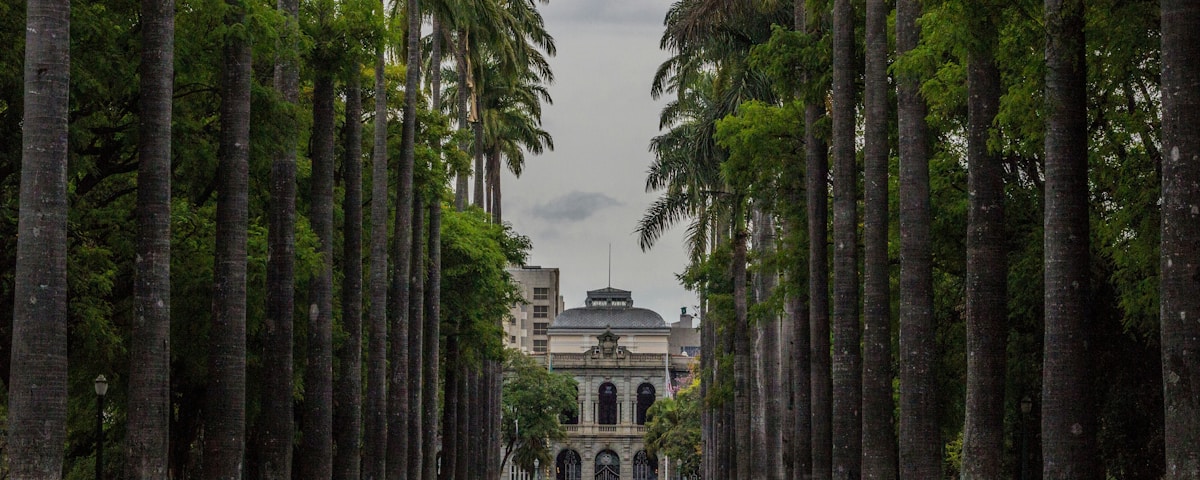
[549,306,667,330]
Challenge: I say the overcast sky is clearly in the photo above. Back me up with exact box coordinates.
[498,0,699,324]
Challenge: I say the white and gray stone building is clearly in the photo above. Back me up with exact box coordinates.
[528,286,698,480]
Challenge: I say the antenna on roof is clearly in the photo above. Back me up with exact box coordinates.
[607,243,612,288]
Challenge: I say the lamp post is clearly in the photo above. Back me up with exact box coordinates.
[533,458,540,480]
[1020,395,1033,480]
[95,374,109,480]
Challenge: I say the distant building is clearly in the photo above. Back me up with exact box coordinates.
[506,265,566,354]
[522,286,698,480]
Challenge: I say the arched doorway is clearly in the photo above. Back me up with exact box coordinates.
[598,382,617,425]
[556,449,581,480]
[635,383,656,425]
[633,450,658,480]
[595,450,620,480]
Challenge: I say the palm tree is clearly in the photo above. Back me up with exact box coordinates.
[862,0,897,477]
[1041,0,1098,477]
[479,63,554,223]
[798,2,832,478]
[204,0,252,477]
[960,2,1006,477]
[422,20,446,480]
[126,0,173,475]
[8,0,70,477]
[831,0,862,477]
[386,0,420,475]
[333,66,364,480]
[896,0,939,477]
[298,39,338,478]
[1159,2,1200,477]
[364,0,390,474]
[259,0,299,475]
[407,191,426,479]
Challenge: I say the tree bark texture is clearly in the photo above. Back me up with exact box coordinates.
[259,0,298,476]
[333,69,364,480]
[862,0,897,477]
[127,0,173,475]
[408,193,426,479]
[9,0,70,477]
[806,95,832,480]
[732,207,753,480]
[298,70,336,480]
[424,197,443,480]
[1160,1,1200,477]
[831,0,862,477]
[363,42,390,480]
[387,0,421,474]
[1042,0,1099,477]
[204,4,251,476]
[960,16,1007,478]
[896,0,940,477]
[455,34,470,211]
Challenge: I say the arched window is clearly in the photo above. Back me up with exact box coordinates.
[598,382,617,425]
[595,450,620,480]
[633,450,658,480]
[636,383,656,425]
[556,449,581,480]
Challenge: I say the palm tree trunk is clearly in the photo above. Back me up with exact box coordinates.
[732,199,752,479]
[862,0,897,477]
[387,0,421,474]
[9,0,70,476]
[960,12,1006,477]
[298,69,336,480]
[1042,1,1098,477]
[408,192,426,479]
[756,210,783,479]
[896,0,940,477]
[364,15,390,480]
[423,195,443,480]
[333,68,364,480]
[127,0,173,475]
[455,32,470,210]
[831,0,862,477]
[258,0,298,475]
[204,2,252,476]
[1160,1,1200,477]
[805,82,831,480]
[441,335,460,480]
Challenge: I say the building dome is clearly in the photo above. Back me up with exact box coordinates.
[548,287,667,330]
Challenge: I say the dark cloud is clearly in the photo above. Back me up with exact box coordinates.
[530,191,622,222]
[543,0,669,27]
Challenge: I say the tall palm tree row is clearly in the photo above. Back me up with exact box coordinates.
[640,0,1191,478]
[3,0,557,476]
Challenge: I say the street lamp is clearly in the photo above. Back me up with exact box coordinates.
[1019,395,1032,480]
[95,374,109,480]
[533,458,540,480]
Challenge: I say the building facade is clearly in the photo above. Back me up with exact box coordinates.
[506,265,566,354]
[535,287,698,480]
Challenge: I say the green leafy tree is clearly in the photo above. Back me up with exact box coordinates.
[499,351,578,474]
[644,377,703,479]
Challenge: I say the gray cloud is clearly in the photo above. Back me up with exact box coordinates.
[529,191,622,222]
[542,0,668,27]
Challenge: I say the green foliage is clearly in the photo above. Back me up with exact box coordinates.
[643,376,702,478]
[440,207,530,364]
[500,351,578,474]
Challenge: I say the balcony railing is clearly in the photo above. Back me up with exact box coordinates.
[562,424,647,436]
